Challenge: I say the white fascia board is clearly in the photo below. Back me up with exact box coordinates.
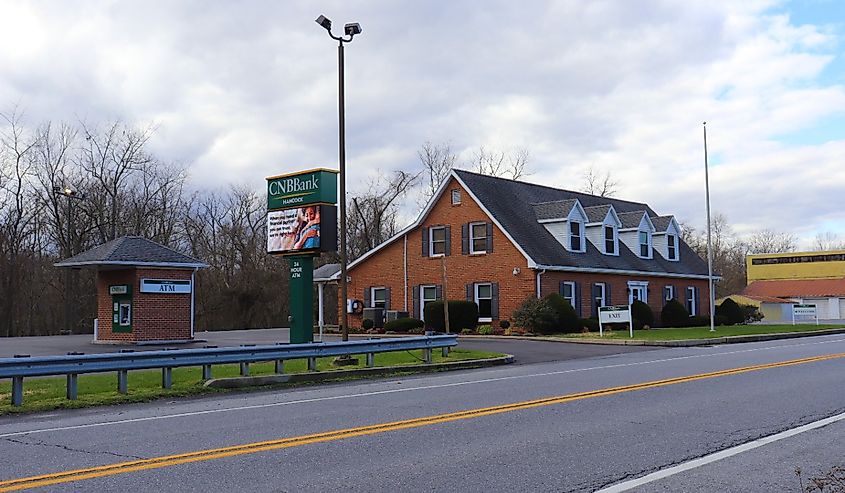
[531,263,720,280]
[606,205,622,228]
[452,172,538,268]
[54,261,209,269]
[639,213,656,233]
[568,200,588,223]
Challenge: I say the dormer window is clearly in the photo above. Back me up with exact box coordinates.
[667,234,678,261]
[639,230,652,258]
[570,221,583,252]
[604,226,616,255]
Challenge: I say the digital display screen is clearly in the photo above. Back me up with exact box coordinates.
[267,205,324,254]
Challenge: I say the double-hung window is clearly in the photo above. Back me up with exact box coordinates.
[429,226,446,256]
[667,234,678,260]
[421,285,438,319]
[570,221,583,251]
[664,285,675,302]
[470,222,487,254]
[686,286,697,316]
[562,281,576,307]
[639,231,651,258]
[604,226,616,254]
[371,287,387,309]
[475,283,493,321]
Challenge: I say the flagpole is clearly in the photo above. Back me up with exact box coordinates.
[703,122,716,332]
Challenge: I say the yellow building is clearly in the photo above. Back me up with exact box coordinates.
[747,250,845,282]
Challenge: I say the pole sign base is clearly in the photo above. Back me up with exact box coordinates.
[289,256,314,344]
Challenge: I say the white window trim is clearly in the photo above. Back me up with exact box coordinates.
[638,230,653,259]
[595,282,607,308]
[686,286,697,316]
[665,285,675,301]
[469,222,488,255]
[451,189,461,205]
[370,287,387,308]
[568,221,586,253]
[562,281,576,307]
[628,281,649,304]
[474,282,493,322]
[420,284,438,320]
[603,225,619,256]
[429,226,446,257]
[666,233,679,261]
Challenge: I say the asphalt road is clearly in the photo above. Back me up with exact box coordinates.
[2,335,845,492]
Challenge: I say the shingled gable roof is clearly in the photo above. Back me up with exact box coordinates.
[533,199,579,221]
[651,215,677,233]
[583,205,612,224]
[55,236,208,269]
[617,211,651,229]
[342,169,711,279]
[451,169,710,278]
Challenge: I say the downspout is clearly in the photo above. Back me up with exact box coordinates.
[191,267,197,339]
[403,233,408,311]
[536,269,546,298]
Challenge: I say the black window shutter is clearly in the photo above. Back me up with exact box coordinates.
[559,281,566,296]
[412,285,420,319]
[491,283,499,320]
[436,284,443,300]
[606,283,612,306]
[486,222,494,253]
[445,225,452,256]
[422,228,429,257]
[466,283,473,301]
[364,287,371,307]
[461,224,469,255]
[591,284,600,318]
[695,287,701,317]
[385,287,391,310]
[574,282,581,317]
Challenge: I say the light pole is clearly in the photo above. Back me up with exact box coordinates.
[702,123,716,333]
[53,185,85,334]
[316,14,362,342]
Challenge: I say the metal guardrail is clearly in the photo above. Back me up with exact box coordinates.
[0,335,458,407]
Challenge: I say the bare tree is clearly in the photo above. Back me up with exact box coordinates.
[745,229,797,254]
[814,231,845,251]
[348,169,419,260]
[681,213,747,298]
[470,145,530,180]
[417,141,457,203]
[581,165,618,197]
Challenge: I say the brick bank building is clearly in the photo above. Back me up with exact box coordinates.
[338,170,711,327]
[56,236,208,343]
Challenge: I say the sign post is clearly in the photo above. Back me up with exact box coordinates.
[266,168,338,345]
[598,305,634,338]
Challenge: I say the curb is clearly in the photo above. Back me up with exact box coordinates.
[537,327,845,347]
[203,354,515,389]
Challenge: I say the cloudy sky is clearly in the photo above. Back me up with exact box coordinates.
[2,0,844,247]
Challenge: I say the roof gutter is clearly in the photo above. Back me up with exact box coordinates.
[532,264,720,281]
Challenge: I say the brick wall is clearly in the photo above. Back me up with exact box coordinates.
[341,177,711,328]
[96,268,194,342]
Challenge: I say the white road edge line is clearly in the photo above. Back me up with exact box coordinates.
[2,336,844,438]
[596,411,845,492]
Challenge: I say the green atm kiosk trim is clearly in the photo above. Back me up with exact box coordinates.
[109,285,133,333]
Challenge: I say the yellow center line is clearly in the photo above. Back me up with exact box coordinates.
[2,352,844,492]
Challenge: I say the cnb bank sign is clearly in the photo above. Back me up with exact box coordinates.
[267,169,338,210]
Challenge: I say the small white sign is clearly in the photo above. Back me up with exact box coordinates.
[140,279,192,294]
[598,305,635,338]
[792,304,818,325]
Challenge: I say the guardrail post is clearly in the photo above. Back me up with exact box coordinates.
[117,370,128,394]
[442,347,449,357]
[275,360,284,374]
[162,368,172,389]
[366,353,374,367]
[66,374,78,400]
[307,357,317,371]
[423,348,432,364]
[240,362,250,376]
[11,377,23,406]
[202,365,212,380]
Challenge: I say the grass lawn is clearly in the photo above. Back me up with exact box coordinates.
[555,324,845,341]
[0,348,501,415]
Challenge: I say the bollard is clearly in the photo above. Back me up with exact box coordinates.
[366,353,375,367]
[162,367,172,389]
[11,377,23,407]
[275,360,285,374]
[240,362,250,376]
[66,374,78,400]
[117,370,128,394]
[423,348,432,364]
[307,357,317,371]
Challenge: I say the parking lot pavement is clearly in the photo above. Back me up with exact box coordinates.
[0,329,656,364]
